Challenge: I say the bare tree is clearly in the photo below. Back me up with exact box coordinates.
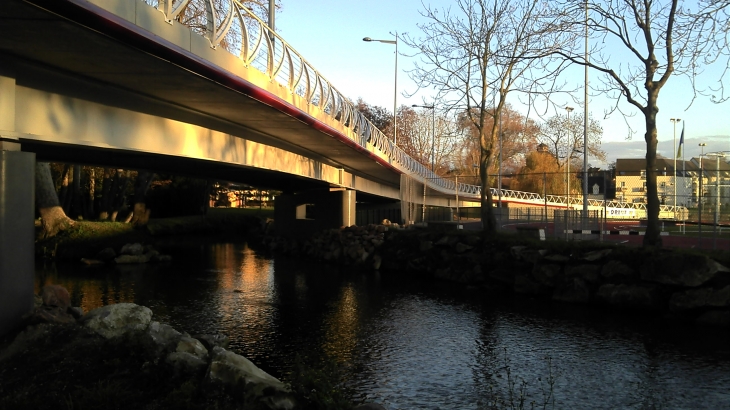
[539,112,605,170]
[403,0,572,234]
[555,0,730,247]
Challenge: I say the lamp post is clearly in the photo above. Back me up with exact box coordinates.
[670,118,681,210]
[565,106,574,209]
[363,35,398,146]
[412,104,436,171]
[582,0,589,220]
[699,143,706,244]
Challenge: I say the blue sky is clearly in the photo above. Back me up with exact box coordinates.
[275,0,729,166]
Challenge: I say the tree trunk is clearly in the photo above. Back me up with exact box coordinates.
[58,164,72,213]
[642,99,662,247]
[479,148,497,235]
[129,171,154,227]
[98,168,114,220]
[36,162,74,239]
[70,165,83,220]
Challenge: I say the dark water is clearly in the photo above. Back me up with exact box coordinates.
[35,240,730,409]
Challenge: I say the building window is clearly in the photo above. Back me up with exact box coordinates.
[640,170,646,179]
[621,181,626,187]
[660,182,666,187]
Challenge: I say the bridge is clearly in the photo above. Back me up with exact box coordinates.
[0,0,683,334]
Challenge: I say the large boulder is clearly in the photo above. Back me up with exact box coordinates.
[668,286,730,312]
[565,264,601,284]
[600,260,637,281]
[641,253,728,287]
[41,285,70,309]
[207,346,295,410]
[82,303,152,339]
[532,263,563,287]
[146,321,183,353]
[120,243,144,256]
[695,310,730,327]
[597,284,663,310]
[553,278,591,304]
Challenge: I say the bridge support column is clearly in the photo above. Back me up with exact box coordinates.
[0,142,35,336]
[274,189,355,240]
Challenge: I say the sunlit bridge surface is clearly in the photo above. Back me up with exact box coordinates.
[36,240,730,409]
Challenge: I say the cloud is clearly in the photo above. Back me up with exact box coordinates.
[596,135,730,167]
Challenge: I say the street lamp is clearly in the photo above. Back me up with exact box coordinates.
[363,35,398,146]
[699,143,706,243]
[565,106,574,209]
[670,118,681,209]
[412,104,436,171]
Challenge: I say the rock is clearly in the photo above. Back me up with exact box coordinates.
[600,260,636,280]
[419,240,433,252]
[154,254,173,263]
[565,264,601,284]
[41,284,71,309]
[95,247,116,262]
[27,306,77,325]
[120,243,144,256]
[33,294,43,309]
[166,351,208,373]
[597,284,662,310]
[668,286,730,312]
[695,310,730,327]
[372,254,382,270]
[114,254,151,264]
[488,268,515,285]
[582,249,613,262]
[207,346,295,409]
[544,254,569,263]
[453,242,473,253]
[553,278,591,304]
[82,303,153,339]
[147,321,183,353]
[67,306,84,319]
[176,336,209,361]
[532,264,562,287]
[514,274,543,295]
[641,253,725,287]
[195,334,230,351]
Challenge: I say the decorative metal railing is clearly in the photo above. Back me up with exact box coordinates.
[141,0,684,217]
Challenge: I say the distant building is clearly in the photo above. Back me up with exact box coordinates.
[614,157,730,207]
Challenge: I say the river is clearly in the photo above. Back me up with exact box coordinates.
[35,239,730,409]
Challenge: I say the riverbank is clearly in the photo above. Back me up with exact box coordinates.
[263,224,730,329]
[35,207,272,261]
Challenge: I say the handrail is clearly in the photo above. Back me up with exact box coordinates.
[141,1,685,216]
[143,0,483,196]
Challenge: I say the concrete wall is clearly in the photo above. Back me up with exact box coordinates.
[274,190,356,240]
[0,147,35,336]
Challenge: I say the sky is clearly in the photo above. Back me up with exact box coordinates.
[274,0,730,167]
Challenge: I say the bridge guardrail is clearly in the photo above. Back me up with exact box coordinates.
[144,0,482,197]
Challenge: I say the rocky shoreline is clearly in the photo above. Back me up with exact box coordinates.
[264,224,730,329]
[1,284,385,410]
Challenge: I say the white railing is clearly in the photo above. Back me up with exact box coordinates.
[141,1,685,218]
[143,0,477,195]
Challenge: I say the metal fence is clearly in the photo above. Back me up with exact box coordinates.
[419,169,730,250]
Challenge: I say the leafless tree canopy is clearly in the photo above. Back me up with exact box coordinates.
[403,0,574,234]
[554,0,729,247]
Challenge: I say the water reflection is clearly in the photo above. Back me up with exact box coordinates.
[35,241,730,409]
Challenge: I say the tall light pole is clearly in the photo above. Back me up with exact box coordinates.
[363,35,398,146]
[699,143,706,244]
[670,118,681,209]
[582,0,589,219]
[565,106,574,209]
[412,104,436,171]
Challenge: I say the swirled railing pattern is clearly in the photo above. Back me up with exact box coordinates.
[140,0,680,214]
[144,0,481,197]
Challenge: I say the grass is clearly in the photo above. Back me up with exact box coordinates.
[35,207,274,261]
